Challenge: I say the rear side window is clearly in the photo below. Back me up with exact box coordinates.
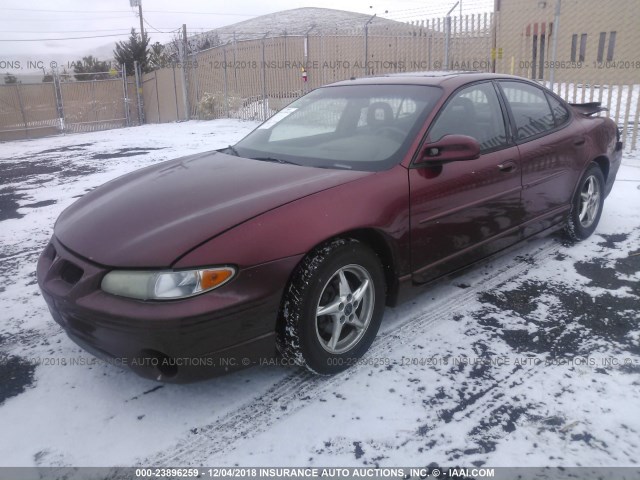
[500,81,555,140]
[546,93,570,126]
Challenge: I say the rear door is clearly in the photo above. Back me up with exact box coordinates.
[497,80,585,237]
[409,81,524,283]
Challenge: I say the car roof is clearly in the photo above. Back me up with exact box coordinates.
[326,71,529,90]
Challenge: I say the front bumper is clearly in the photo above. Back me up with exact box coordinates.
[37,236,303,383]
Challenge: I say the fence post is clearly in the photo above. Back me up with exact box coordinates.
[549,0,562,86]
[233,32,238,92]
[262,33,269,120]
[154,70,161,123]
[122,64,131,127]
[14,83,29,139]
[134,61,145,124]
[304,25,316,93]
[191,52,200,117]
[181,24,191,121]
[444,2,459,70]
[172,66,180,121]
[444,16,451,69]
[223,46,230,118]
[364,14,376,76]
[91,78,97,126]
[428,20,433,70]
[491,2,498,72]
[364,25,368,75]
[52,68,66,133]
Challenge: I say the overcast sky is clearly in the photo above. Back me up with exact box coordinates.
[0,0,492,74]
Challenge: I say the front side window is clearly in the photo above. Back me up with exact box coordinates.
[235,84,442,171]
[500,81,555,140]
[428,82,508,152]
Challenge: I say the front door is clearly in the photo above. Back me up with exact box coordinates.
[409,81,523,283]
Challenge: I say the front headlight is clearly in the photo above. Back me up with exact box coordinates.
[101,267,236,300]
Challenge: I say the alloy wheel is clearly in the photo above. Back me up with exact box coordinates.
[315,264,375,354]
[578,175,601,228]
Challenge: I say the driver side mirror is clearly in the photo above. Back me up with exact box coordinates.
[415,134,481,166]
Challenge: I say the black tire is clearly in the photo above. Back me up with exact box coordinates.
[565,162,605,241]
[277,238,386,374]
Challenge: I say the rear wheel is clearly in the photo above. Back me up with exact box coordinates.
[277,238,385,374]
[565,163,605,241]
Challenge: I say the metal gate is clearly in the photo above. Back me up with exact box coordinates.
[0,82,59,141]
[59,76,129,134]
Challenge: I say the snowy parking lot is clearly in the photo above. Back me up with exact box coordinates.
[0,120,639,468]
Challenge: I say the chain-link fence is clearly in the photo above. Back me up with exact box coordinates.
[2,0,638,149]
[172,0,638,150]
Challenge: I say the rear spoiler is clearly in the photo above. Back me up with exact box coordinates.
[569,102,608,116]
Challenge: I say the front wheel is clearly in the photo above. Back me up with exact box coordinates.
[565,162,605,241]
[277,238,386,374]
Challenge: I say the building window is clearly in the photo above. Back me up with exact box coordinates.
[532,34,538,79]
[607,32,617,61]
[597,32,606,63]
[579,34,587,62]
[570,34,578,61]
[538,34,546,79]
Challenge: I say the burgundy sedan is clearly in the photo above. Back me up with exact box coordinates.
[37,72,622,382]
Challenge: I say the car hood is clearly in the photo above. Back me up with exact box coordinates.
[55,151,369,267]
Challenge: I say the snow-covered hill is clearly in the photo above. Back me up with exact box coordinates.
[180,7,414,54]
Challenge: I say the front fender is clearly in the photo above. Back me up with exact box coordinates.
[173,166,411,275]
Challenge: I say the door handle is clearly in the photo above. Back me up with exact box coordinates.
[574,137,586,146]
[497,161,517,173]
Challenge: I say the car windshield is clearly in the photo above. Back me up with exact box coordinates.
[233,84,442,171]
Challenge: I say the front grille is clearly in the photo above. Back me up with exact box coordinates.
[59,261,84,285]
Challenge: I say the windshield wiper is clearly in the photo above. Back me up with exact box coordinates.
[251,156,299,166]
[226,145,240,156]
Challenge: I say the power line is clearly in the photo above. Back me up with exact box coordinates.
[7,16,136,22]
[388,2,490,15]
[383,0,493,18]
[144,19,166,34]
[144,18,181,35]
[0,29,136,33]
[2,8,133,13]
[2,7,255,16]
[0,32,177,42]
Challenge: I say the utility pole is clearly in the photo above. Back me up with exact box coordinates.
[130,0,145,40]
[139,2,145,40]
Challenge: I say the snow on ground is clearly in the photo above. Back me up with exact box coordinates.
[0,120,639,468]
